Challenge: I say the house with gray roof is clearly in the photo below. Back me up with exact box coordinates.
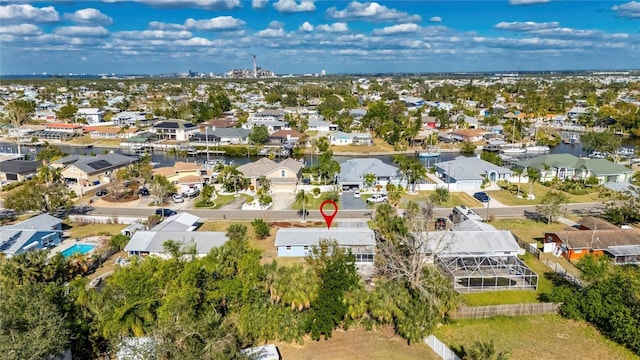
[0,213,63,258]
[308,119,338,133]
[124,231,227,259]
[515,154,633,183]
[52,153,138,187]
[0,159,39,183]
[337,158,403,190]
[151,212,201,232]
[274,227,375,263]
[433,156,512,190]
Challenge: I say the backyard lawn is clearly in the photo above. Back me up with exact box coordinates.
[276,327,439,360]
[330,138,397,154]
[490,218,566,244]
[66,223,128,239]
[433,315,640,360]
[487,182,603,206]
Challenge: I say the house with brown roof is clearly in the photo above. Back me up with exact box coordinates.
[152,161,208,194]
[543,217,640,264]
[450,129,488,142]
[86,126,141,139]
[236,157,303,192]
[268,129,304,145]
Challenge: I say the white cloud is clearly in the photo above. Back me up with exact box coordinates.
[0,4,59,23]
[612,1,640,18]
[148,21,186,30]
[175,37,213,46]
[373,23,420,35]
[185,16,246,31]
[0,24,42,36]
[268,20,285,29]
[114,29,193,40]
[106,0,241,10]
[494,21,559,31]
[430,16,442,22]
[273,0,316,13]
[327,2,421,23]
[54,26,109,37]
[252,0,269,9]
[299,21,314,32]
[257,28,286,38]
[317,22,349,33]
[508,0,550,5]
[65,8,113,26]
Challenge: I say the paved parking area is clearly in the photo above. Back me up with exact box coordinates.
[340,191,368,210]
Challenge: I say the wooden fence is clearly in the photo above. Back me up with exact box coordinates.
[451,303,560,319]
[513,234,541,259]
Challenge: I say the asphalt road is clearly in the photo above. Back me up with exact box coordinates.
[89,202,604,221]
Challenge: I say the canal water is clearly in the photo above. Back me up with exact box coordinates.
[1,137,638,168]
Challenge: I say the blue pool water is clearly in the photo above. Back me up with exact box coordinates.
[61,244,96,258]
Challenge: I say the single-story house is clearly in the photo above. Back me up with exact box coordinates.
[337,158,403,190]
[420,230,537,292]
[249,109,285,122]
[0,159,39,183]
[268,129,304,145]
[0,213,63,258]
[543,228,640,262]
[433,156,512,190]
[243,120,290,132]
[450,129,487,142]
[44,123,84,136]
[152,161,207,193]
[124,231,226,259]
[421,115,438,129]
[274,227,375,263]
[516,154,633,183]
[52,153,139,187]
[151,119,199,141]
[329,131,373,146]
[236,158,303,193]
[191,127,251,145]
[308,119,338,133]
[151,212,202,232]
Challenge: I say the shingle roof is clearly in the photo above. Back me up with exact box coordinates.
[236,158,303,178]
[274,228,375,247]
[0,159,40,175]
[434,156,511,181]
[54,154,138,175]
[548,229,640,250]
[577,216,619,230]
[338,158,400,183]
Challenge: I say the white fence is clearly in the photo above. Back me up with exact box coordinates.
[68,215,146,225]
[424,335,461,360]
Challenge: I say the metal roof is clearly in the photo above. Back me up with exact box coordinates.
[607,245,640,256]
[338,158,400,184]
[274,227,375,247]
[6,213,62,231]
[434,156,512,182]
[151,212,200,232]
[420,230,521,257]
[124,231,227,254]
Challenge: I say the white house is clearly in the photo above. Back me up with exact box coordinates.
[0,214,63,258]
[124,231,227,259]
[337,158,403,190]
[433,156,513,190]
[308,119,338,133]
[151,120,198,141]
[274,227,375,263]
[329,131,373,146]
[76,108,105,124]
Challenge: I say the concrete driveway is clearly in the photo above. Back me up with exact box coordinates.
[270,192,296,210]
[341,191,368,210]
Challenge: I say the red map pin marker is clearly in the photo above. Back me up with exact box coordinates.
[320,199,338,230]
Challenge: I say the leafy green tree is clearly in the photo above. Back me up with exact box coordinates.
[306,240,359,340]
[393,155,426,193]
[226,223,248,242]
[248,124,270,145]
[317,95,343,120]
[251,219,270,239]
[36,144,67,163]
[56,102,78,121]
[460,141,476,155]
[536,191,568,224]
[109,234,130,251]
[218,166,246,195]
[0,282,71,359]
[581,131,621,156]
[151,174,175,207]
[4,180,73,214]
[576,254,610,284]
[603,190,640,225]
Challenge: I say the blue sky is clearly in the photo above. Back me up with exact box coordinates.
[0,1,639,75]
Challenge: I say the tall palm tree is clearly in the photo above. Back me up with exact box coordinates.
[363,172,377,190]
[295,189,309,221]
[527,167,541,199]
[512,167,524,197]
[430,186,450,205]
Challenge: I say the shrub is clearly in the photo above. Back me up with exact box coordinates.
[259,195,272,206]
[325,191,339,202]
[109,234,130,250]
[312,187,321,197]
[251,219,270,239]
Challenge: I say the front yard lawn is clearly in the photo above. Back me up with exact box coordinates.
[399,191,480,209]
[291,194,339,210]
[487,182,604,206]
[211,194,252,209]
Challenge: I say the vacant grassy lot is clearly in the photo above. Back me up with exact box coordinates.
[276,327,439,360]
[291,194,339,210]
[66,223,128,239]
[490,218,566,244]
[433,315,640,360]
[487,182,602,206]
[330,138,397,154]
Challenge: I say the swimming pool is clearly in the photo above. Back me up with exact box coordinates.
[61,243,96,258]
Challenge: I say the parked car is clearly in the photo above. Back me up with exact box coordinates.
[172,194,184,203]
[435,217,448,230]
[473,192,490,203]
[183,188,200,199]
[96,189,108,196]
[138,187,150,196]
[155,208,177,217]
[366,194,388,203]
[353,190,361,198]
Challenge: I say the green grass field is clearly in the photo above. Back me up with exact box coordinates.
[487,182,603,206]
[433,315,640,360]
[291,194,340,210]
[399,191,481,209]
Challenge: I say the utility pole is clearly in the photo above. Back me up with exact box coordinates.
[205,126,210,164]
[486,197,490,222]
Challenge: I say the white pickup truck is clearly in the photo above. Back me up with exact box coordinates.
[366,194,388,204]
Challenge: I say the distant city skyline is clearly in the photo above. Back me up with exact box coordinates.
[1,1,639,75]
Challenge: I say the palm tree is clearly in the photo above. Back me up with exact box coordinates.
[512,167,524,197]
[363,172,377,190]
[295,189,310,222]
[527,167,541,199]
[430,186,450,205]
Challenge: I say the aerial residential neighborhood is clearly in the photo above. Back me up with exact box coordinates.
[1,1,640,359]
